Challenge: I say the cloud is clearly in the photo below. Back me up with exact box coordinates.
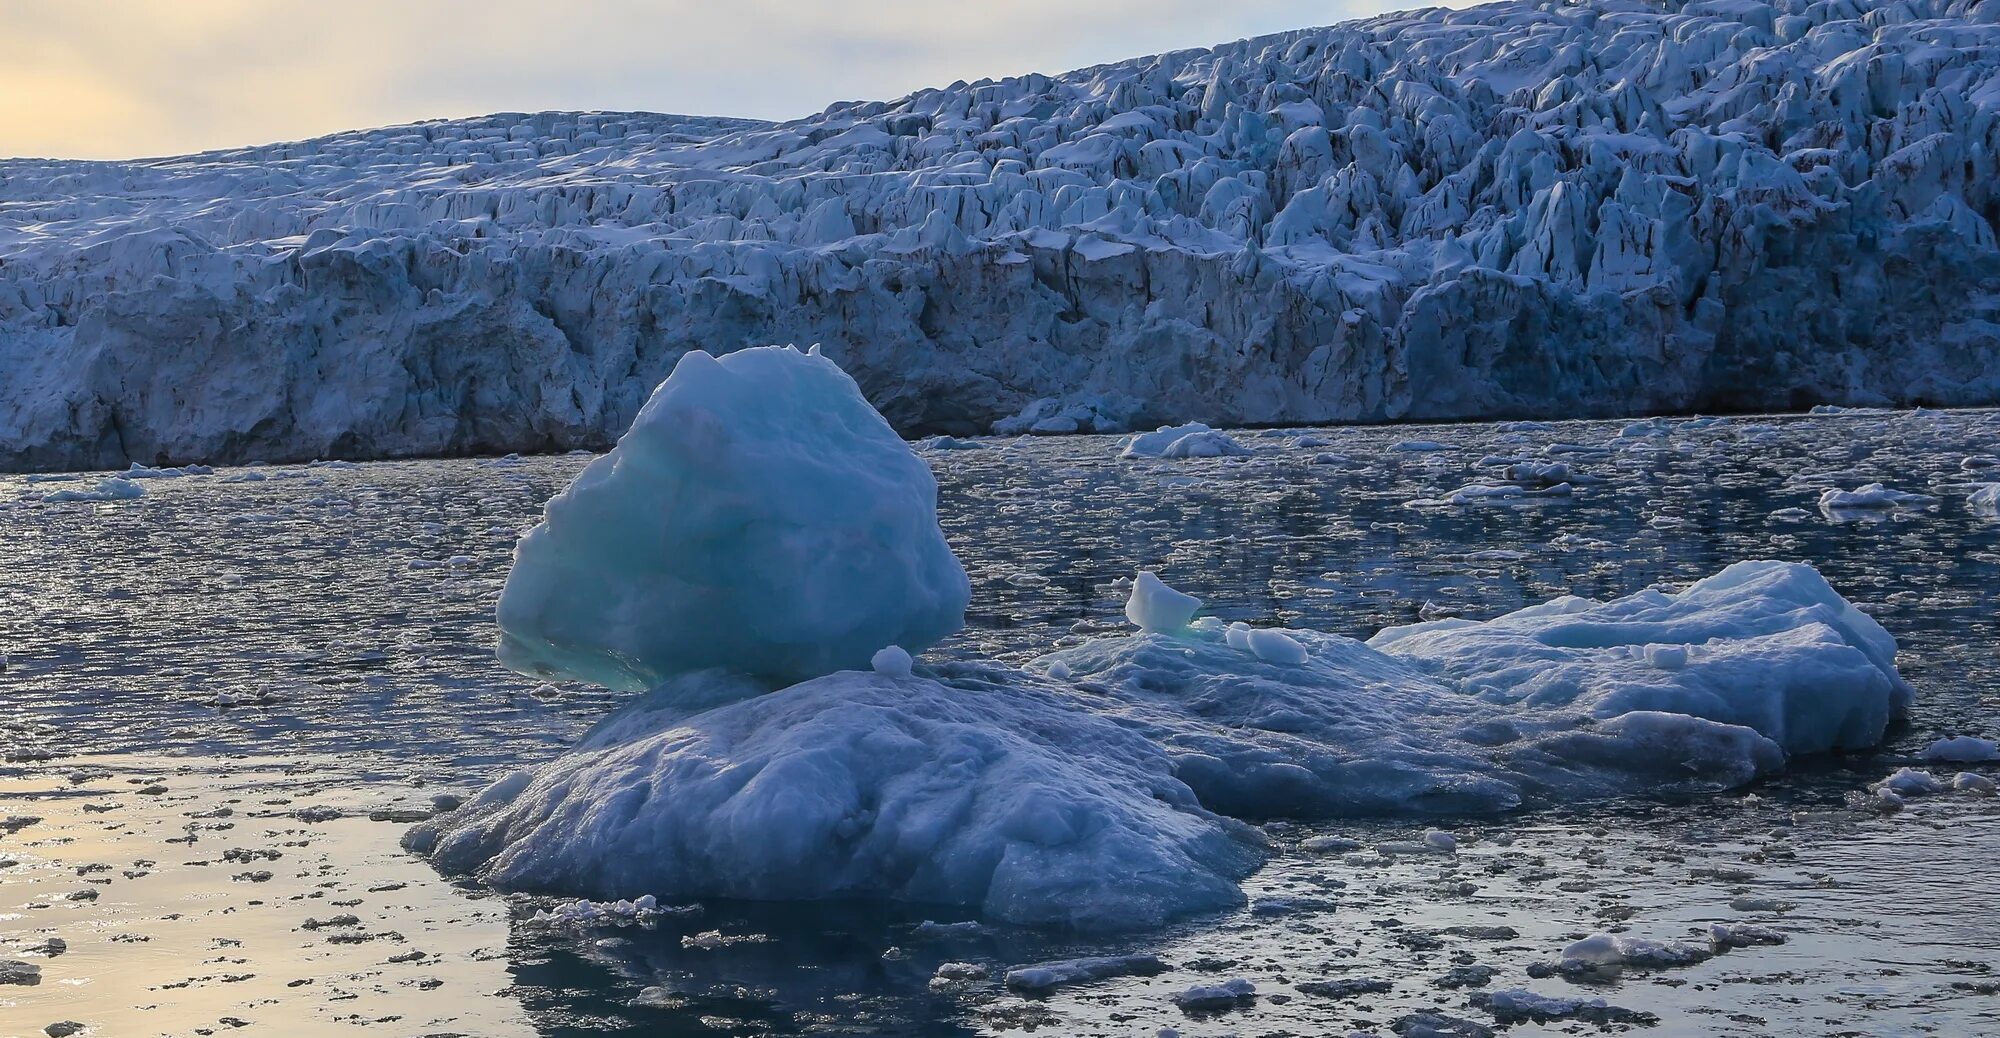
[0,0,1433,160]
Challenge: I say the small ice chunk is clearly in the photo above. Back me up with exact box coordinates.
[871,645,914,678]
[1876,767,1944,796]
[1561,933,1712,969]
[1004,954,1166,992]
[1121,422,1251,459]
[1643,644,1689,670]
[1921,736,1999,762]
[1392,440,1451,452]
[1709,922,1787,949]
[1953,772,1996,795]
[1245,628,1308,665]
[1173,977,1255,1010]
[1126,571,1202,633]
[43,477,145,503]
[1818,483,1934,512]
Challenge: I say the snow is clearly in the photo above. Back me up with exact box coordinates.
[1125,571,1203,633]
[493,345,970,690]
[8,0,2000,470]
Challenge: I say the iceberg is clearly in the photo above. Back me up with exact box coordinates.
[493,345,969,690]
[412,343,1914,932]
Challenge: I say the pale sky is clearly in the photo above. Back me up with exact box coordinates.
[0,1,1455,161]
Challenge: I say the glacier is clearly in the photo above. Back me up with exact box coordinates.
[7,0,2000,470]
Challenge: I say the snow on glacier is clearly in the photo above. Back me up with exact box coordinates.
[7,0,2000,469]
[494,344,969,690]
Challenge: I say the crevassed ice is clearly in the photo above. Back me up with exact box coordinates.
[7,0,2000,470]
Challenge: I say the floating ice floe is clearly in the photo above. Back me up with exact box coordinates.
[493,345,970,690]
[411,349,1920,932]
[1414,482,1575,506]
[1921,735,2000,763]
[1120,422,1252,459]
[1818,483,1936,513]
[1969,483,2000,515]
[41,477,145,503]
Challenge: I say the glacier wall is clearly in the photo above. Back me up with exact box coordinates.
[4,0,2000,469]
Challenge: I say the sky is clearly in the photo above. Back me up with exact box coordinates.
[0,1,1455,161]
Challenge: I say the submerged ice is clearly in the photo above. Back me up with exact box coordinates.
[412,350,1918,932]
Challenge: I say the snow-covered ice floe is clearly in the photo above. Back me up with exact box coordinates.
[410,347,1916,931]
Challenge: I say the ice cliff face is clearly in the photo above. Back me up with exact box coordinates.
[6,0,2000,469]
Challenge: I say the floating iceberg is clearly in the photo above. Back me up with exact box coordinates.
[493,345,970,690]
[413,345,1914,932]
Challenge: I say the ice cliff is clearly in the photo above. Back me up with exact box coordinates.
[5,0,2000,469]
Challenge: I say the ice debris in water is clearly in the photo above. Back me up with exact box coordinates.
[1818,483,1935,513]
[493,345,970,690]
[1120,423,1251,459]
[1561,933,1712,972]
[530,894,684,927]
[41,477,145,503]
[1970,484,2000,515]
[1003,954,1167,992]
[1172,977,1256,1010]
[1922,736,2000,762]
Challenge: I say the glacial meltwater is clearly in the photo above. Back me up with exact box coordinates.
[4,408,1999,1037]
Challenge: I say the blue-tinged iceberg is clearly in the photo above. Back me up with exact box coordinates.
[494,345,969,690]
[411,347,1913,931]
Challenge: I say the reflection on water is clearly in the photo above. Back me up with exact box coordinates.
[3,407,1999,1035]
